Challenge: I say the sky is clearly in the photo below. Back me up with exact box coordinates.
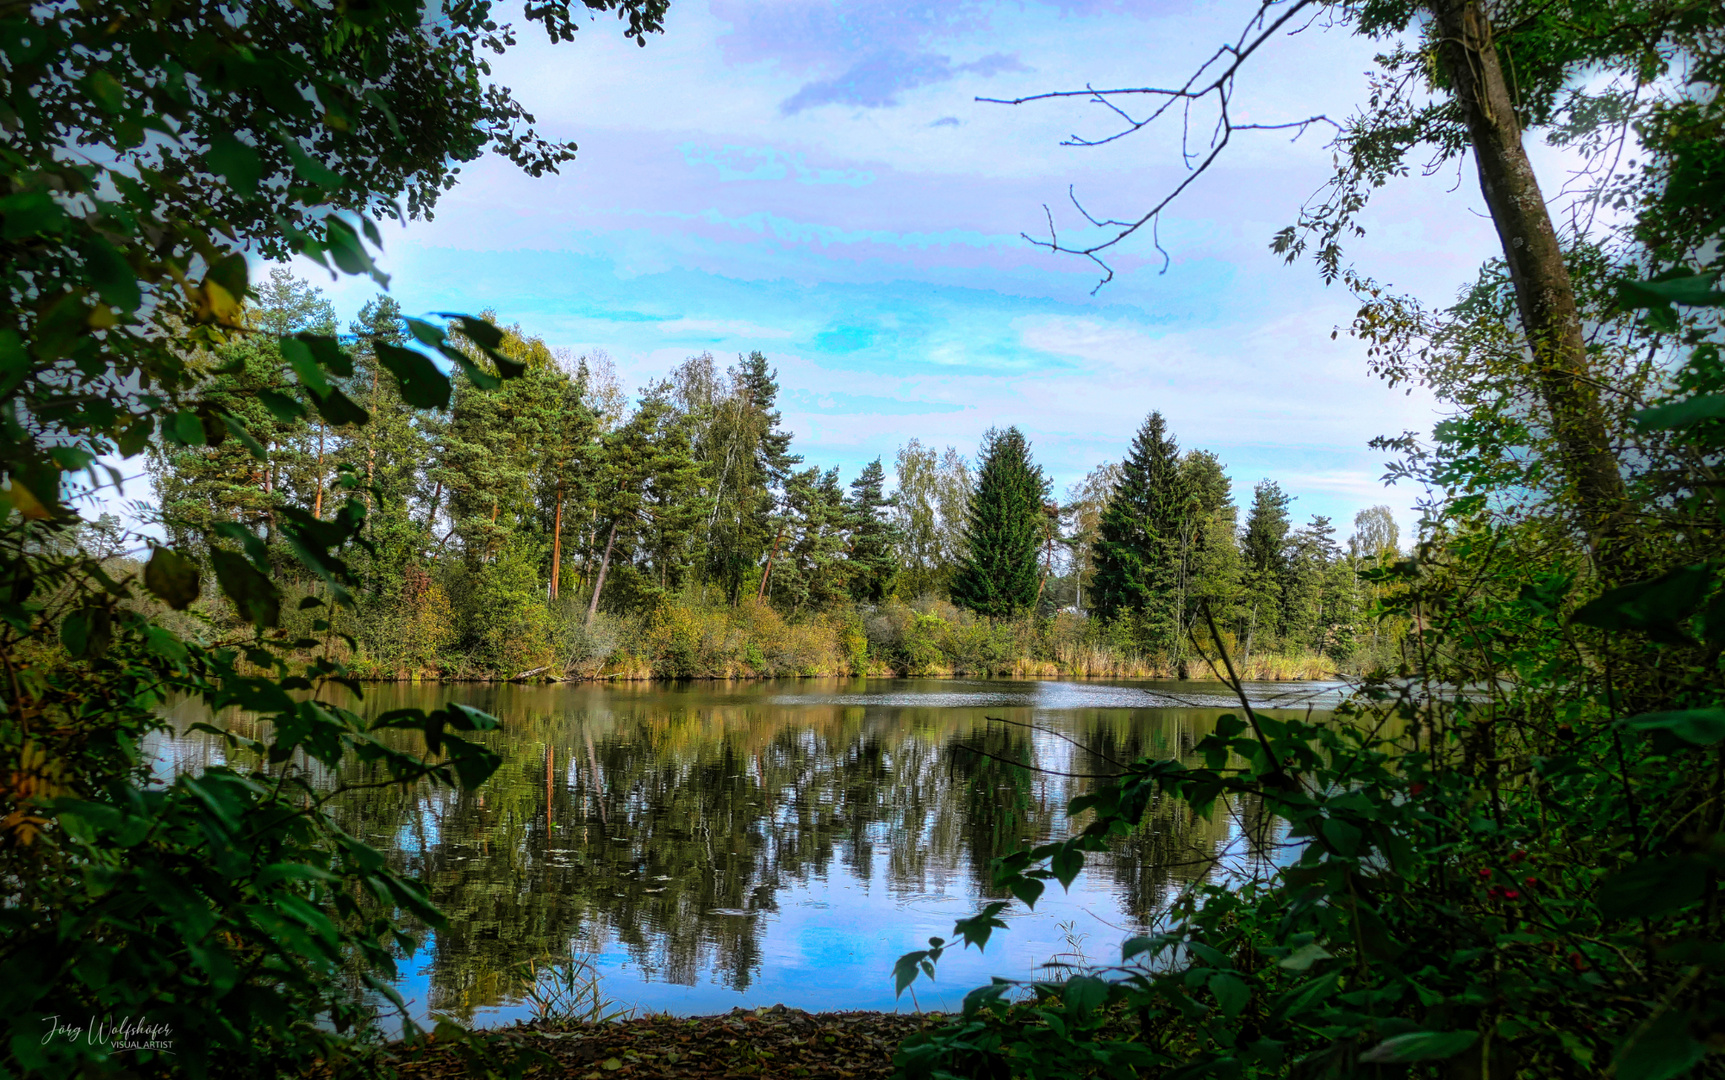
[293,0,1510,544]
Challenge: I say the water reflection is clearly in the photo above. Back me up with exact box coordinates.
[156,678,1332,1023]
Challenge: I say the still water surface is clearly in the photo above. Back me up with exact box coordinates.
[157,678,1339,1025]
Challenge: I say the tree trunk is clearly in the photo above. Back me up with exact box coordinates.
[756,523,786,602]
[313,425,325,519]
[586,521,618,627]
[549,484,564,600]
[366,366,378,513]
[1428,0,1625,560]
[1242,603,1256,673]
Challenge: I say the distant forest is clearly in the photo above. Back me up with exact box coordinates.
[144,269,1406,680]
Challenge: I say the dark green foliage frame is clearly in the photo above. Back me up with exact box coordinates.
[0,0,664,1075]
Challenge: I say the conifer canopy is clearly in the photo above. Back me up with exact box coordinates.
[951,427,1049,617]
[1090,411,1189,647]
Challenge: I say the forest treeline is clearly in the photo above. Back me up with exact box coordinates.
[146,270,1404,681]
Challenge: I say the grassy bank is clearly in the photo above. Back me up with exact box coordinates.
[335,595,1349,683]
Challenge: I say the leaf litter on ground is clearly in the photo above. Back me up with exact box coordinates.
[378,1005,948,1079]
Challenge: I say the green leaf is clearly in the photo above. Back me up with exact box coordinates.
[1209,972,1249,1018]
[1007,875,1045,908]
[1571,565,1714,644]
[436,313,524,378]
[374,342,452,409]
[1621,709,1725,746]
[169,409,206,446]
[321,217,387,285]
[207,131,262,197]
[1597,856,1710,920]
[1187,941,1230,968]
[894,949,932,996]
[279,135,344,190]
[205,252,249,303]
[86,69,125,113]
[0,191,68,239]
[218,412,267,459]
[299,333,354,377]
[82,238,141,313]
[308,386,370,428]
[1615,1009,1706,1080]
[1122,936,1163,962]
[1360,1031,1478,1064]
[143,624,188,662]
[60,609,90,655]
[258,389,306,424]
[444,738,503,790]
[144,547,201,610]
[1619,274,1725,308]
[437,312,505,351]
[1270,971,1339,1021]
[1062,975,1109,1019]
[211,548,282,627]
[952,902,1010,951]
[1633,394,1725,432]
[117,415,153,457]
[280,337,330,394]
[1321,817,1362,857]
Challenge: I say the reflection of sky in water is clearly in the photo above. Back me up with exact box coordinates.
[156,678,1318,1028]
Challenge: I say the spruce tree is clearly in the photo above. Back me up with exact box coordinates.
[1090,411,1189,650]
[845,457,900,603]
[1238,479,1293,665]
[950,427,1048,617]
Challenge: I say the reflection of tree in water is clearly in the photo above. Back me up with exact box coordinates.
[156,683,1298,1023]
[945,723,1038,898]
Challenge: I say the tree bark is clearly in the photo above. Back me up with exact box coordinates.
[1428,0,1626,560]
[312,425,324,520]
[365,366,378,513]
[586,521,618,627]
[756,523,786,602]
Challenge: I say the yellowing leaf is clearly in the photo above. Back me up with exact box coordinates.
[6,478,50,519]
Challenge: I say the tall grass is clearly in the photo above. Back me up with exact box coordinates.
[342,593,1356,682]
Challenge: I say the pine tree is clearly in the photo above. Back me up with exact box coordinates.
[1091,411,1189,651]
[637,393,710,600]
[845,457,900,603]
[701,351,801,604]
[951,427,1048,617]
[774,466,849,611]
[148,270,334,557]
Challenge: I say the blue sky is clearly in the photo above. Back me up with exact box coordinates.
[297,0,1508,542]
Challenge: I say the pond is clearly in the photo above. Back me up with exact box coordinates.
[154,677,1341,1027]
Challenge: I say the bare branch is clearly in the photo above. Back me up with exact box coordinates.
[977,0,1335,289]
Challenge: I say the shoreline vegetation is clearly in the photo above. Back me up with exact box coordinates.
[137,579,1349,684]
[134,271,1409,693]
